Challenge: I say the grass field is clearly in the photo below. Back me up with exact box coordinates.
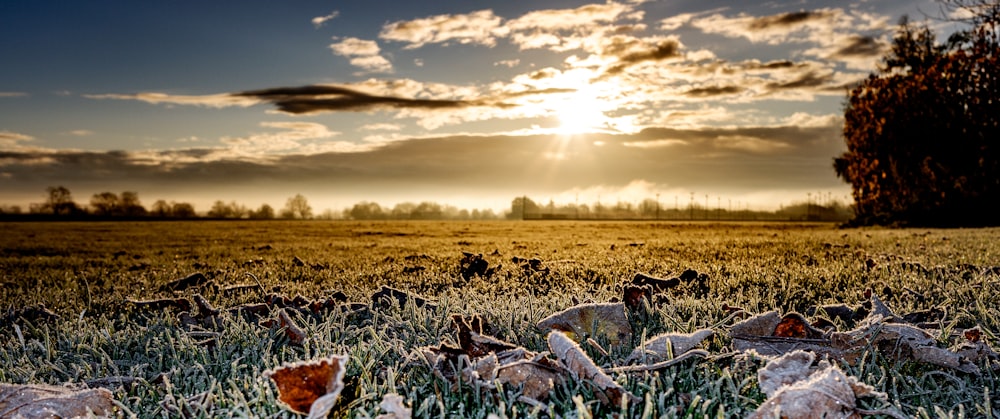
[2,221,999,417]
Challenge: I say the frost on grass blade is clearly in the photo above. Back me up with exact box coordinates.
[0,383,114,418]
[537,302,632,346]
[265,354,349,418]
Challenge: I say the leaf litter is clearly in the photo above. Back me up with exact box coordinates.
[12,257,1000,417]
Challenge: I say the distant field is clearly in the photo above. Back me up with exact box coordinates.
[2,221,999,417]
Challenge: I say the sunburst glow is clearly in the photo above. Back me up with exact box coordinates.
[552,86,612,135]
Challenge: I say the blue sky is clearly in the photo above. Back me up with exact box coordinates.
[0,0,960,213]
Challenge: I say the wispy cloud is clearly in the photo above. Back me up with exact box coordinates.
[312,11,339,28]
[329,37,393,73]
[0,92,28,98]
[84,92,260,108]
[380,10,507,48]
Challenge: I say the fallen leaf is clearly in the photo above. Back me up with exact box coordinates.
[265,355,349,419]
[375,393,412,419]
[773,313,825,339]
[749,350,893,419]
[626,329,714,363]
[537,303,632,346]
[452,314,519,358]
[160,272,209,292]
[370,286,435,310]
[262,308,307,345]
[0,383,114,418]
[548,331,639,407]
[495,357,565,401]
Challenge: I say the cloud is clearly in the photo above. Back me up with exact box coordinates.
[234,84,496,115]
[379,10,507,49]
[0,92,27,98]
[312,11,339,28]
[84,92,260,108]
[494,59,520,67]
[505,2,643,52]
[66,130,94,137]
[329,37,393,73]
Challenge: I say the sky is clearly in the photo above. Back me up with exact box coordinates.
[0,0,962,214]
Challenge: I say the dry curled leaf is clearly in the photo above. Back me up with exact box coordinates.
[750,350,890,419]
[626,329,714,363]
[537,303,632,346]
[547,331,639,407]
[495,357,564,401]
[375,393,412,419]
[265,354,349,419]
[260,308,307,345]
[0,383,114,418]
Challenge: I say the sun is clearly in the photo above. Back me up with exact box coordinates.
[553,89,609,135]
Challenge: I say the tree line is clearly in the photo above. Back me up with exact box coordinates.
[0,186,313,220]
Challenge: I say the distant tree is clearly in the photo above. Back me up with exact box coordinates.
[151,200,171,217]
[120,191,147,217]
[250,203,275,219]
[834,10,999,226]
[41,186,82,216]
[0,205,23,214]
[171,202,197,218]
[90,192,120,216]
[391,202,416,219]
[208,200,233,218]
[508,197,539,219]
[280,194,312,219]
[346,201,385,220]
[412,202,443,220]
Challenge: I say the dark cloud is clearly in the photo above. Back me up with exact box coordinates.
[233,84,489,114]
[765,71,835,91]
[683,85,744,97]
[746,10,834,30]
[601,37,683,76]
[829,35,885,58]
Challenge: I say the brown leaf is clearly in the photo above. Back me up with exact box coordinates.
[622,285,652,312]
[276,309,307,345]
[773,313,825,339]
[495,357,565,401]
[265,355,349,418]
[547,331,639,407]
[0,383,114,418]
[451,314,518,358]
[626,329,714,363]
[160,272,209,292]
[370,286,436,310]
[537,303,632,346]
[750,350,887,419]
[731,310,782,338]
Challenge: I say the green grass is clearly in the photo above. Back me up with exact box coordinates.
[1,221,999,417]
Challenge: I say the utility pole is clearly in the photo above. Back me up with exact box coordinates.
[689,192,694,220]
[704,194,708,220]
[655,193,660,220]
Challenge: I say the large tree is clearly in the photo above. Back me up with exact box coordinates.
[834,4,999,226]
